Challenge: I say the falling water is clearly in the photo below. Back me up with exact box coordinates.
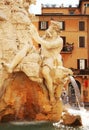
[53,76,89,130]
[69,76,84,109]
[69,76,89,128]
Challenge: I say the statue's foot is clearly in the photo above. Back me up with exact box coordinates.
[2,62,13,73]
[30,77,43,83]
[50,97,56,105]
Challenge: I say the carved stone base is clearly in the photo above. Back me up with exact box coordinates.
[0,72,63,122]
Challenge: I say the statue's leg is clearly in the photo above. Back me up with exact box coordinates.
[0,64,9,98]
[42,66,55,103]
[29,77,43,83]
[55,84,63,100]
[2,43,30,73]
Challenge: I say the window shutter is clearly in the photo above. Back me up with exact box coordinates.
[63,21,65,30]
[77,59,80,69]
[79,37,85,47]
[79,21,85,31]
[85,59,87,69]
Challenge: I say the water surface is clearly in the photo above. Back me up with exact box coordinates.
[0,121,88,130]
[0,121,54,130]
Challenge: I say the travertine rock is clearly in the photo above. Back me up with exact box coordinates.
[0,72,63,122]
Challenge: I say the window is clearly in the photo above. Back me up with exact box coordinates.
[79,21,85,31]
[69,10,75,15]
[79,36,85,47]
[69,8,75,15]
[59,21,65,30]
[77,59,87,70]
[84,3,89,7]
[39,21,48,30]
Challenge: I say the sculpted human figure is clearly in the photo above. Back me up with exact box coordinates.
[2,0,42,83]
[39,21,64,103]
[29,20,73,103]
[0,0,18,90]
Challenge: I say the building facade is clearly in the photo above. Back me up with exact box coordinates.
[34,0,89,106]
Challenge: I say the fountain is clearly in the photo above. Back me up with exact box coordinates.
[0,0,73,123]
[0,0,89,130]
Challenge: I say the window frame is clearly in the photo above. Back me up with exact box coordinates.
[39,21,48,30]
[79,21,85,31]
[69,10,75,15]
[77,59,87,70]
[79,36,85,48]
[59,21,65,30]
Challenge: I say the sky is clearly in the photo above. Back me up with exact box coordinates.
[30,0,80,14]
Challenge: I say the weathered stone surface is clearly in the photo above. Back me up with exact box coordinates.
[0,72,63,122]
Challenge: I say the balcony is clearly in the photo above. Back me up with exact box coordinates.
[71,68,89,76]
[61,43,74,54]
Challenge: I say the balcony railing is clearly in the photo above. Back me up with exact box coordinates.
[61,43,74,53]
[71,68,89,76]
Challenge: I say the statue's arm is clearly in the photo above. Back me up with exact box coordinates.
[28,23,42,44]
[29,23,63,49]
[42,38,63,49]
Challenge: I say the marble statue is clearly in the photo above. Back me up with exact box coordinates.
[0,0,18,91]
[0,0,75,123]
[0,0,39,97]
[3,20,73,103]
[29,20,73,103]
[1,0,73,103]
[2,0,42,82]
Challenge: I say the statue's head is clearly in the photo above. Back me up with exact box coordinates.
[50,20,61,33]
[44,20,61,39]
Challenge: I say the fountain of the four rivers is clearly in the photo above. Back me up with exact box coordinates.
[0,0,89,130]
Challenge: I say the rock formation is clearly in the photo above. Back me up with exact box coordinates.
[0,72,63,122]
